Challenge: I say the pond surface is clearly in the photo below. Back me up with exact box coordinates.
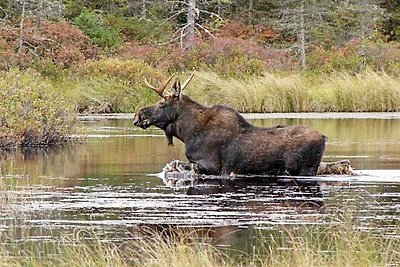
[1,116,400,249]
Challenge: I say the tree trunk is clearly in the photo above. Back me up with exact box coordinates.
[17,1,26,54]
[298,0,307,69]
[37,0,44,28]
[359,0,368,57]
[141,0,147,19]
[186,0,196,50]
[249,0,253,23]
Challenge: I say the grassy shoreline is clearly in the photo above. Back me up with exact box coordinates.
[188,71,400,113]
[1,65,400,148]
[1,221,399,267]
[3,66,400,114]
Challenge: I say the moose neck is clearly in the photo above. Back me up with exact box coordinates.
[168,95,207,144]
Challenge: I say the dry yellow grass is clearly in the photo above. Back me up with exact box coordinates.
[187,71,400,113]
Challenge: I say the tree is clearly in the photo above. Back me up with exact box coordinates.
[186,0,196,50]
[379,0,400,41]
[275,0,328,69]
[273,0,384,69]
[166,0,225,50]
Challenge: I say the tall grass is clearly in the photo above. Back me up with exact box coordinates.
[0,228,229,267]
[47,58,164,113]
[251,219,400,266]
[4,62,400,115]
[188,71,400,113]
[1,216,399,267]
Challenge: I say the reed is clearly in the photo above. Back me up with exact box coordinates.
[0,216,399,267]
[250,216,400,267]
[187,71,400,113]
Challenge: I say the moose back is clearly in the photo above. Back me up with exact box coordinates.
[133,74,326,176]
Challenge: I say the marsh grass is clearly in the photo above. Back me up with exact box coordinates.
[250,220,400,267]
[188,71,400,113]
[0,228,229,267]
[0,215,399,267]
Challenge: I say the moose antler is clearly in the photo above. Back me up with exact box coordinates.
[144,74,175,97]
[181,73,194,91]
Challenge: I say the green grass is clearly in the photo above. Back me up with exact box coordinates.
[0,216,399,267]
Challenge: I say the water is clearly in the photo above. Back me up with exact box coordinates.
[1,116,400,247]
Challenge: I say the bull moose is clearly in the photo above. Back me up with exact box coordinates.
[133,74,326,176]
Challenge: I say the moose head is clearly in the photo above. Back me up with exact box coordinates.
[133,74,194,131]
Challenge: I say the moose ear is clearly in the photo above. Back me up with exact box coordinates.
[171,79,182,98]
[171,74,194,99]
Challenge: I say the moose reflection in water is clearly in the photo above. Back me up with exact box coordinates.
[133,74,326,176]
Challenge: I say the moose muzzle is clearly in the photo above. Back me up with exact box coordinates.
[133,109,152,129]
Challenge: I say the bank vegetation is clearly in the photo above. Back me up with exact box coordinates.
[0,216,399,267]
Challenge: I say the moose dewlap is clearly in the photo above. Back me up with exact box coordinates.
[133,74,326,176]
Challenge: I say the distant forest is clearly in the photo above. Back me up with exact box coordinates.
[1,0,400,73]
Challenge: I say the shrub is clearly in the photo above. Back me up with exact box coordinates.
[364,41,400,72]
[307,42,364,73]
[30,20,98,66]
[117,37,296,77]
[74,10,122,48]
[118,41,160,67]
[307,40,400,74]
[0,69,78,148]
[81,58,161,81]
[218,21,279,44]
[197,37,295,76]
[0,20,98,70]
[70,58,164,113]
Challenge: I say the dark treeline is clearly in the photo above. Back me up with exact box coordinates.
[0,0,400,73]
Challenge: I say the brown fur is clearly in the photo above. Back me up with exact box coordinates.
[134,89,326,176]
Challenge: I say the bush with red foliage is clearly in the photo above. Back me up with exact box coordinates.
[201,37,295,71]
[218,21,278,44]
[307,39,400,73]
[118,41,160,67]
[0,19,98,70]
[117,36,295,76]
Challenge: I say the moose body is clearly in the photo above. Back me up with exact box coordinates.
[133,75,326,176]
